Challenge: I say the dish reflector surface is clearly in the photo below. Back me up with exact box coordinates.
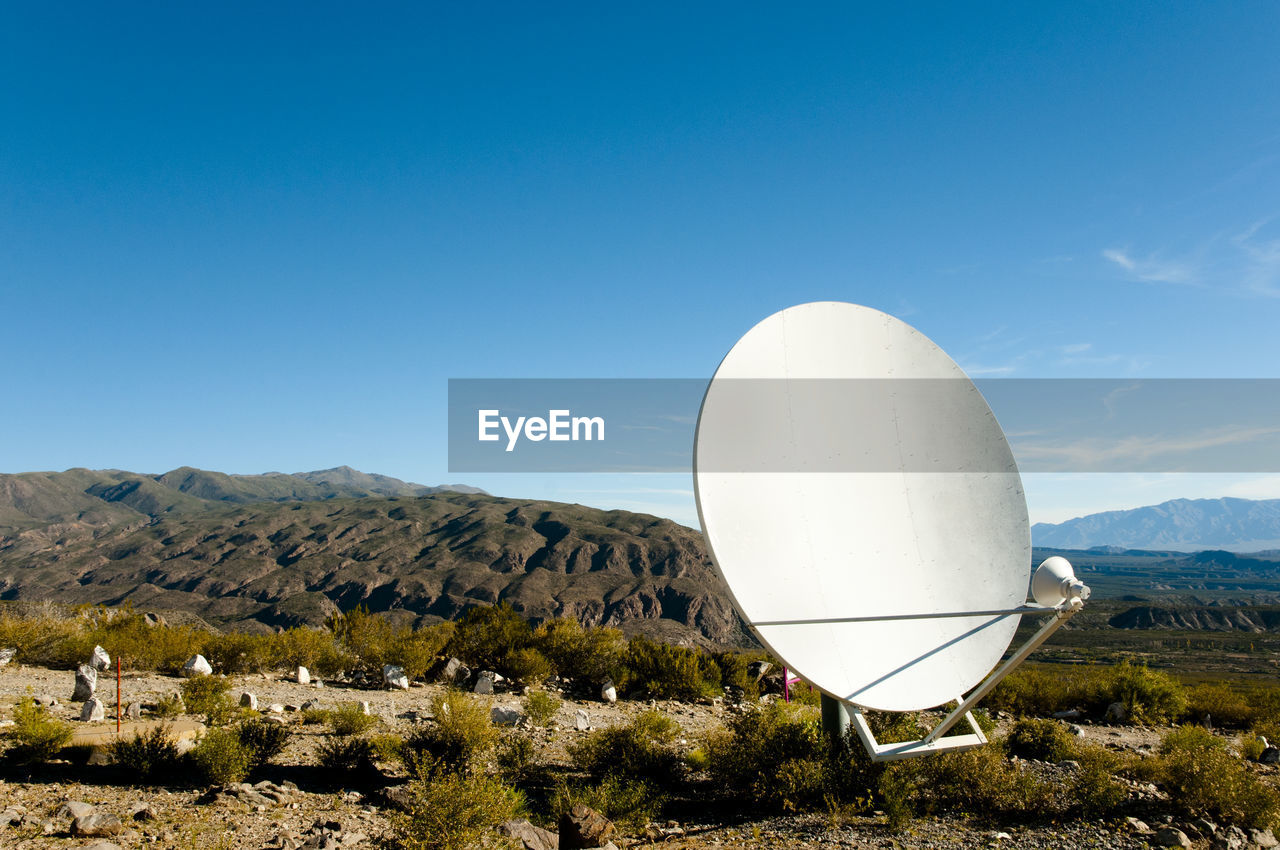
[694,302,1029,712]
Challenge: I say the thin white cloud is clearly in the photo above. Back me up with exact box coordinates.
[1012,425,1280,469]
[1103,248,1197,284]
[1060,343,1091,355]
[1232,219,1280,297]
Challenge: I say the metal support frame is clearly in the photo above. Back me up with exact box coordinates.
[819,597,1085,762]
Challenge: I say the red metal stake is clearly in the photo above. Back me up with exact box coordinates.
[116,657,121,733]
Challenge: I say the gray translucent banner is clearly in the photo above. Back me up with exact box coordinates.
[448,378,1280,473]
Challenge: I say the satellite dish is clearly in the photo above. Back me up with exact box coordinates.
[694,302,1087,760]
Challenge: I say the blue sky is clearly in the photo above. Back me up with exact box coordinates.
[3,3,1280,527]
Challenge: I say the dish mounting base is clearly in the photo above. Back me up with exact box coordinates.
[848,703,988,762]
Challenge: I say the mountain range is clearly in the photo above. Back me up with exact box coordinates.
[0,467,743,646]
[1031,497,1280,551]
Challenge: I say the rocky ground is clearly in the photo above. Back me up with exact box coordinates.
[0,662,1271,850]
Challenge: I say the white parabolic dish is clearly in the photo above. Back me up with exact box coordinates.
[693,302,1029,712]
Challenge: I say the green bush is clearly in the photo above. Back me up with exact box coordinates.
[617,635,720,701]
[703,702,837,812]
[1185,682,1255,728]
[570,710,684,785]
[555,775,663,831]
[522,690,560,727]
[1069,743,1128,817]
[1099,662,1187,725]
[329,607,453,682]
[110,725,182,781]
[711,651,761,700]
[444,603,533,675]
[503,647,552,685]
[386,768,524,850]
[1004,718,1076,762]
[153,693,184,718]
[402,692,496,777]
[496,732,536,782]
[190,728,252,784]
[317,736,376,774]
[88,610,207,674]
[369,733,404,764]
[236,719,291,769]
[533,618,626,682]
[180,676,234,724]
[879,744,1050,828]
[329,703,378,737]
[3,696,73,763]
[1157,725,1280,828]
[988,666,1083,717]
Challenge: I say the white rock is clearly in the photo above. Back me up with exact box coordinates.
[295,666,310,685]
[359,701,372,715]
[601,679,617,704]
[90,645,111,671]
[80,698,106,722]
[491,705,523,726]
[240,692,258,710]
[474,672,496,695]
[181,655,212,677]
[574,709,590,731]
[383,664,409,690]
[0,647,15,666]
[266,704,285,715]
[72,665,97,701]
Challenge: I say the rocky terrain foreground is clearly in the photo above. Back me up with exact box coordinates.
[3,661,1269,850]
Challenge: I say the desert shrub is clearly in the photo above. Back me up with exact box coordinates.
[203,631,274,674]
[1157,725,1280,828]
[503,647,552,686]
[1185,681,1255,728]
[300,708,329,725]
[617,635,720,701]
[275,627,352,677]
[180,676,237,725]
[190,727,251,784]
[329,703,378,737]
[1098,662,1187,725]
[555,774,663,830]
[444,603,533,675]
[570,710,684,785]
[1243,684,1280,721]
[704,702,832,811]
[236,719,291,769]
[496,732,536,782]
[711,651,761,699]
[369,733,404,764]
[153,693,184,718]
[110,725,182,780]
[522,690,560,727]
[0,603,91,669]
[1069,742,1128,817]
[3,696,73,763]
[386,768,524,850]
[879,744,1051,828]
[87,610,206,673]
[1004,718,1076,762]
[988,666,1094,717]
[1242,734,1268,761]
[317,736,376,774]
[402,692,496,777]
[329,607,454,682]
[533,618,626,682]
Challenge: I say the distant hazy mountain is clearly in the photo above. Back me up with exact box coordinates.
[1032,497,1280,551]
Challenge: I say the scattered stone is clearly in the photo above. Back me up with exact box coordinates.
[80,698,106,722]
[474,671,496,695]
[1051,708,1082,719]
[491,705,523,726]
[1069,724,1084,736]
[34,694,58,707]
[1261,746,1280,765]
[1191,817,1218,836]
[125,701,142,719]
[87,745,112,765]
[600,679,617,704]
[1152,826,1192,848]
[559,804,614,849]
[383,664,409,690]
[1251,828,1279,848]
[296,666,310,685]
[129,803,157,821]
[1104,701,1127,723]
[746,660,772,681]
[72,812,123,837]
[73,664,97,701]
[268,703,285,714]
[57,801,96,820]
[993,832,1012,841]
[442,656,466,683]
[574,709,590,731]
[499,818,559,850]
[0,647,15,666]
[1125,817,1151,833]
[182,654,213,677]
[1,807,24,826]
[1212,826,1249,850]
[90,645,112,671]
[81,843,122,850]
[143,612,166,628]
[241,692,259,710]
[381,785,415,812]
[358,701,371,715]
